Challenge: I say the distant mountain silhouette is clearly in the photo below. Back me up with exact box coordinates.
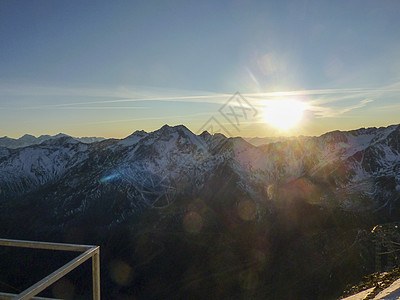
[0,133,104,149]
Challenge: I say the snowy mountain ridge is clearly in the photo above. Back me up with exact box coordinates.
[1,124,400,299]
[0,133,105,149]
[1,124,400,214]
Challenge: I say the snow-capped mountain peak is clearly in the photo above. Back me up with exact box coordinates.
[0,133,104,149]
[1,123,400,214]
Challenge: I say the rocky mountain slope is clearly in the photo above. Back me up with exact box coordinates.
[1,124,399,214]
[0,124,399,299]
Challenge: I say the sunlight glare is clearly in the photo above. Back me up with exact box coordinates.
[263,99,307,130]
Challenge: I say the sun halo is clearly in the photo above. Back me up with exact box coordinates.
[263,99,307,130]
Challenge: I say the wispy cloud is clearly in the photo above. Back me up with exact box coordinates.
[0,83,228,101]
[1,82,399,120]
[83,111,212,125]
[339,99,374,114]
[248,81,400,119]
[310,98,374,118]
[245,82,400,104]
[25,95,230,109]
[0,83,231,109]
[22,106,150,110]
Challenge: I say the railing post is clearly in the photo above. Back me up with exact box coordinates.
[92,248,100,300]
[0,239,100,299]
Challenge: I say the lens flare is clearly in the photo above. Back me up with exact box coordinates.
[99,173,120,183]
[109,259,134,286]
[183,211,203,233]
[263,99,307,129]
[52,278,75,299]
[238,199,257,221]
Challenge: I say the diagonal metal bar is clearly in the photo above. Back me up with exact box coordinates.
[0,292,61,299]
[12,247,99,300]
[0,238,100,300]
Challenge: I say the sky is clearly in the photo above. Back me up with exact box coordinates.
[1,0,400,138]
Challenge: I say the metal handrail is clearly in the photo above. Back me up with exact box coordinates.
[0,238,100,300]
[0,292,62,300]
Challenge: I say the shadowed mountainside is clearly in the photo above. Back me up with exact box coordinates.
[1,124,400,299]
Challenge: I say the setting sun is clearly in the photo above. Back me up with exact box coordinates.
[263,99,307,130]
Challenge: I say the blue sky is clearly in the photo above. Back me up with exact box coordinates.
[1,0,400,138]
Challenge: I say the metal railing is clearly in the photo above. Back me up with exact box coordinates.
[0,238,100,300]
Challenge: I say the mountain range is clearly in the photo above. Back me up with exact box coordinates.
[0,132,301,149]
[1,124,400,299]
[0,133,104,149]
